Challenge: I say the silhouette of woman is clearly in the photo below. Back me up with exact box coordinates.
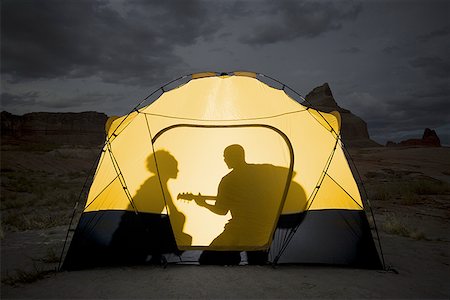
[110,150,191,264]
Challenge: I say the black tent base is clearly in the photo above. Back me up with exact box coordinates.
[270,209,383,269]
[61,209,382,270]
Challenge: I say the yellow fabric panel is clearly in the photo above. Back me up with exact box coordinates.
[233,71,257,78]
[324,143,363,208]
[307,109,341,138]
[279,112,339,213]
[104,113,167,213]
[85,113,168,213]
[142,76,304,120]
[84,146,119,211]
[142,114,184,140]
[152,126,290,249]
[85,177,130,212]
[330,111,342,132]
[192,72,217,79]
[307,173,362,210]
[105,116,119,133]
[106,111,138,141]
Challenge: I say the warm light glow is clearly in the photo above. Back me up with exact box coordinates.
[83,74,365,253]
[154,126,291,249]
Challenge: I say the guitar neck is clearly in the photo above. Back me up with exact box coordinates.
[177,193,217,201]
[193,195,217,201]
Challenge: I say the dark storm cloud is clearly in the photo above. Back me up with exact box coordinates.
[410,80,450,99]
[2,0,449,145]
[339,47,361,54]
[418,26,450,42]
[2,0,119,80]
[239,0,362,45]
[126,0,219,45]
[409,56,450,78]
[1,89,121,111]
[1,91,39,106]
[382,45,401,54]
[353,84,450,144]
[43,92,124,109]
[1,0,219,85]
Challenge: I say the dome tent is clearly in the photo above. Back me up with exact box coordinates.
[61,71,383,270]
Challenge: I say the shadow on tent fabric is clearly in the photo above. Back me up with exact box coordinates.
[62,147,307,269]
[109,150,192,264]
[191,144,307,265]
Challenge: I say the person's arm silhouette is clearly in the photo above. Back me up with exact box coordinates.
[193,193,228,215]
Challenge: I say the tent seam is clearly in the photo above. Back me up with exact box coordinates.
[139,110,307,122]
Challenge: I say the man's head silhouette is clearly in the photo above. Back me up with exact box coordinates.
[223,144,246,169]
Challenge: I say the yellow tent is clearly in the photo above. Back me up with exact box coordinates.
[62,72,382,269]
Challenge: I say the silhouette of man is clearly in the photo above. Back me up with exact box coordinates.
[195,144,279,264]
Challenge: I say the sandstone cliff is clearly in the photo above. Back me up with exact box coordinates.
[304,83,380,147]
[1,111,108,146]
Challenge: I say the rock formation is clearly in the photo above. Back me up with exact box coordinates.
[1,111,108,146]
[0,83,385,148]
[386,128,441,147]
[303,83,380,147]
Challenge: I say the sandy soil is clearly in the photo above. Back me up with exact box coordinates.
[1,146,449,299]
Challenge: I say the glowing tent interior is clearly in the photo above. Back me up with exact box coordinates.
[61,71,383,270]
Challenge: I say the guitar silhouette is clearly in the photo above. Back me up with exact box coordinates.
[177,192,217,202]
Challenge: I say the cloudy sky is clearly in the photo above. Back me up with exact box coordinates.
[1,0,449,145]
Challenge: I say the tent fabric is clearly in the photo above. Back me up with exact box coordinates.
[62,72,382,270]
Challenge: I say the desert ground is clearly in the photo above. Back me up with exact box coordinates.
[1,139,449,299]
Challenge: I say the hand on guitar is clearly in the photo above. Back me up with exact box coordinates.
[177,192,217,206]
[178,192,228,216]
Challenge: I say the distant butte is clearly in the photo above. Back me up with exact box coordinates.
[386,128,441,147]
[303,83,380,148]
